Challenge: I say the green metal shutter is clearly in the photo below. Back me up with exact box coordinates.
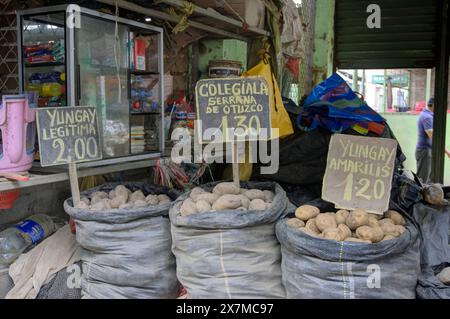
[335,0,439,69]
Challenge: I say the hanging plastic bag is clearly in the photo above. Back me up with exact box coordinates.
[243,55,294,139]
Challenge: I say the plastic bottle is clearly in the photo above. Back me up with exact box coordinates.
[0,214,56,265]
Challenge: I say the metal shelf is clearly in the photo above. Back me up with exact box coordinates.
[25,62,65,68]
[0,157,160,192]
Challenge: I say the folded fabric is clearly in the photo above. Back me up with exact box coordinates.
[6,225,81,299]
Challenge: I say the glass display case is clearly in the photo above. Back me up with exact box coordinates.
[17,5,164,164]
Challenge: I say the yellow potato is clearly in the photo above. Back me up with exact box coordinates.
[295,205,320,221]
[315,213,337,232]
[346,209,370,230]
[287,218,305,228]
[385,210,406,226]
[355,226,375,242]
[212,182,241,195]
[322,228,343,241]
[335,210,349,225]
[305,218,320,235]
[337,224,352,240]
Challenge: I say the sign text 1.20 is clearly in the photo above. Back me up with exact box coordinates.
[338,173,386,202]
[52,136,99,163]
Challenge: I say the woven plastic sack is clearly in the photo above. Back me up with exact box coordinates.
[170,181,288,299]
[64,182,180,299]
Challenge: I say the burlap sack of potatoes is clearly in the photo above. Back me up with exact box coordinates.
[64,182,180,299]
[170,181,288,299]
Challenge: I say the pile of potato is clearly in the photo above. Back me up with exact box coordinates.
[287,205,407,243]
[180,182,275,216]
[75,185,172,211]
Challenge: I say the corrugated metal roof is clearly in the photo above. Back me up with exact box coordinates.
[335,0,439,69]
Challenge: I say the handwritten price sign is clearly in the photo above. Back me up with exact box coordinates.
[36,106,102,166]
[322,134,397,215]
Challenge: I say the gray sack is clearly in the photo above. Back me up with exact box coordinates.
[413,202,450,299]
[64,182,179,299]
[276,205,421,299]
[170,181,287,299]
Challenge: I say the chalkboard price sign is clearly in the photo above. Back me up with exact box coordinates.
[36,106,102,166]
[322,134,398,215]
[195,77,271,143]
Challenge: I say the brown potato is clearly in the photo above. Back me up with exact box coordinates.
[368,213,383,220]
[335,210,349,225]
[371,225,385,243]
[385,210,406,226]
[180,198,198,216]
[244,189,266,201]
[287,218,305,228]
[114,186,129,202]
[344,237,372,244]
[337,224,352,240]
[295,205,320,221]
[196,199,212,213]
[322,228,343,241]
[394,225,406,236]
[355,226,375,242]
[212,182,240,195]
[90,195,104,205]
[378,218,395,227]
[237,195,250,209]
[130,190,146,202]
[305,218,320,235]
[379,220,402,237]
[346,209,369,230]
[190,187,206,201]
[110,196,127,208]
[212,194,242,210]
[315,213,337,232]
[263,190,275,203]
[249,199,267,211]
[145,195,159,205]
[299,227,320,237]
[196,193,220,205]
[368,216,379,227]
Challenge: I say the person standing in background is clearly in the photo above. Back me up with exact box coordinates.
[416,97,450,183]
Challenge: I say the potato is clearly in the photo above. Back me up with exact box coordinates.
[134,200,148,207]
[110,196,127,208]
[287,218,305,228]
[263,190,275,203]
[322,228,343,241]
[305,218,320,235]
[90,195,104,205]
[80,197,90,206]
[378,218,394,227]
[130,190,145,202]
[346,209,369,230]
[75,201,89,209]
[382,235,396,241]
[369,213,383,220]
[385,210,406,226]
[379,221,403,237]
[190,187,206,201]
[315,213,337,232]
[196,193,220,205]
[237,195,250,209]
[157,194,171,202]
[180,198,198,216]
[159,199,171,205]
[248,199,267,211]
[355,226,375,242]
[196,199,212,213]
[335,210,349,224]
[299,227,320,237]
[337,224,352,239]
[244,189,266,201]
[371,225,385,243]
[212,194,242,210]
[437,267,450,285]
[344,237,371,244]
[92,191,108,199]
[239,188,247,194]
[108,190,116,199]
[114,185,129,201]
[394,225,406,236]
[295,205,320,221]
[212,182,240,195]
[368,216,379,227]
[91,201,106,211]
[145,194,159,205]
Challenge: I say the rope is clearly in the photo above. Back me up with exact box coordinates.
[165,0,194,34]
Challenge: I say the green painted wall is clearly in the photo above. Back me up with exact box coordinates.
[198,39,248,78]
[313,0,335,85]
[384,113,450,185]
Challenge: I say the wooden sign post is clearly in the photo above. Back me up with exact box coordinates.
[195,77,271,186]
[36,106,102,205]
[322,134,398,215]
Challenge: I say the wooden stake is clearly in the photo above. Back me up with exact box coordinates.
[68,162,81,206]
[232,140,240,188]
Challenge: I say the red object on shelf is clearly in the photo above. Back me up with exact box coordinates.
[0,189,20,209]
[133,38,146,71]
